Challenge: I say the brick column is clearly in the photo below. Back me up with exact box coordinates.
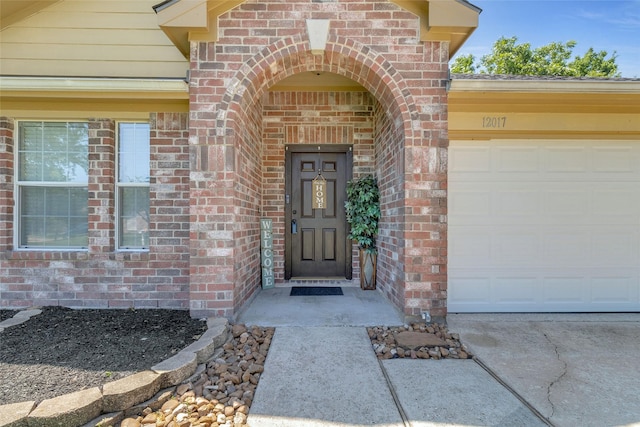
[148,112,190,309]
[0,117,14,253]
[401,42,450,320]
[87,119,116,255]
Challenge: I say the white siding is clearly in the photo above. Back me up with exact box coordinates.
[0,0,188,78]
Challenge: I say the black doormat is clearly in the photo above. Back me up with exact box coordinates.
[290,286,343,296]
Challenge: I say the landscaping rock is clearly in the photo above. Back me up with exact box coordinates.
[119,325,275,427]
[119,418,140,427]
[395,331,446,349]
[368,323,473,360]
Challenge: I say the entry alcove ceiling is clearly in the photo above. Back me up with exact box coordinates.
[269,72,367,92]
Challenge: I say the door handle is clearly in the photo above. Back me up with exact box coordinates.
[291,219,297,234]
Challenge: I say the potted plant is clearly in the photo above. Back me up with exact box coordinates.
[344,175,380,290]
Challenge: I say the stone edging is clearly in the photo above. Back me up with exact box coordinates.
[0,309,43,334]
[0,310,229,427]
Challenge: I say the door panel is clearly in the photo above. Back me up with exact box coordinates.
[323,229,336,260]
[286,148,351,278]
[301,228,314,260]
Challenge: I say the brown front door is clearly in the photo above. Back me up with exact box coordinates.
[285,146,352,279]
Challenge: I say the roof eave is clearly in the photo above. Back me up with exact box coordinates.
[391,0,480,57]
[153,0,246,58]
[450,77,640,94]
[0,76,189,99]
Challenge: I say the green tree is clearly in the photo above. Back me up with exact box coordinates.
[451,36,620,77]
[451,53,476,74]
[570,47,620,77]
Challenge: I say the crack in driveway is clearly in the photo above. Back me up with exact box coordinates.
[543,331,568,419]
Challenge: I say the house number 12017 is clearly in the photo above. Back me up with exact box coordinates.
[482,116,507,128]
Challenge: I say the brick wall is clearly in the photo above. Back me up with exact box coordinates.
[373,102,406,312]
[188,0,449,318]
[0,114,191,309]
[233,92,264,314]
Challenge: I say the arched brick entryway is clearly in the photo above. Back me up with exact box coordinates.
[189,32,449,322]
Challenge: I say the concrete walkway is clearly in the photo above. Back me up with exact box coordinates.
[237,286,404,327]
[448,313,640,427]
[239,288,547,426]
[248,326,543,427]
[240,288,640,426]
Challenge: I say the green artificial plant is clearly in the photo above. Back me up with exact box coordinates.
[344,175,380,254]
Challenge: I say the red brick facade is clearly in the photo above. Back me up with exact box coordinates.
[188,0,449,318]
[1,0,451,320]
[0,114,191,309]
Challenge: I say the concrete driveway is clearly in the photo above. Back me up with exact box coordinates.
[447,313,640,427]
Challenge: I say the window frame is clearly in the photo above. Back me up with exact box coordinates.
[116,121,151,251]
[14,120,89,251]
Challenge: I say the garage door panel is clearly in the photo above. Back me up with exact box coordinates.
[448,229,491,267]
[542,277,588,304]
[449,139,640,312]
[591,230,637,266]
[592,188,639,218]
[494,277,538,303]
[449,190,491,220]
[449,270,640,312]
[543,190,588,217]
[542,232,590,265]
[544,146,589,172]
[591,276,639,304]
[496,146,539,172]
[496,190,539,216]
[450,142,640,183]
[494,230,540,265]
[450,226,541,268]
[449,146,491,173]
[593,146,636,172]
[449,277,491,304]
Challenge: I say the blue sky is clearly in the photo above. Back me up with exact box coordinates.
[452,0,640,77]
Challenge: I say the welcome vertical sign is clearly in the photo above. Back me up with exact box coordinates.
[260,218,275,289]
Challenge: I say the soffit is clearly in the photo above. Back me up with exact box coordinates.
[390,0,480,56]
[0,0,60,30]
[154,0,245,57]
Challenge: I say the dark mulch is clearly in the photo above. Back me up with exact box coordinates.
[0,306,207,406]
[0,309,17,322]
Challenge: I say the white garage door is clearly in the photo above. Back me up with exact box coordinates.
[448,140,640,312]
